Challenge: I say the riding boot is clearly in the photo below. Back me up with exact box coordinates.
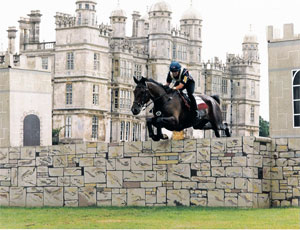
[188,94,200,119]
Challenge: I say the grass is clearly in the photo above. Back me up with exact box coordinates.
[0,206,299,229]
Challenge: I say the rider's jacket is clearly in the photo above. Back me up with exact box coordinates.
[166,68,194,90]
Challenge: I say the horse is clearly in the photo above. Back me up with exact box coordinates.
[131,76,231,141]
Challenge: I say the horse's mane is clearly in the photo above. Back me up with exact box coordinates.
[146,78,167,92]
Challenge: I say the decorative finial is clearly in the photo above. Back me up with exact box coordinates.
[249,24,252,32]
[117,0,120,7]
[146,5,149,12]
[190,0,193,6]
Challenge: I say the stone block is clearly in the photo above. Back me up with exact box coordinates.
[232,157,247,167]
[293,187,300,197]
[53,155,68,168]
[94,158,106,167]
[96,142,108,153]
[179,152,196,163]
[211,160,221,166]
[288,138,300,151]
[85,167,106,183]
[247,155,263,167]
[262,179,271,192]
[106,159,116,170]
[243,167,258,178]
[227,137,242,148]
[44,187,63,207]
[279,152,294,158]
[248,179,262,193]
[21,147,36,159]
[79,158,94,167]
[116,159,130,170]
[75,143,87,154]
[152,140,171,152]
[216,178,234,189]
[37,178,58,187]
[141,182,162,188]
[292,198,299,207]
[167,190,190,206]
[64,168,82,176]
[184,139,196,152]
[271,180,279,192]
[10,187,26,207]
[198,183,215,189]
[11,168,17,186]
[58,177,70,186]
[124,142,142,153]
[70,176,84,187]
[275,138,287,145]
[123,182,141,188]
[172,140,184,152]
[270,167,283,180]
[61,145,76,155]
[18,159,36,166]
[0,192,9,206]
[168,164,190,181]
[64,200,78,207]
[182,182,197,189]
[226,167,243,177]
[235,178,247,190]
[131,157,152,171]
[128,189,145,206]
[64,187,78,201]
[146,194,156,204]
[288,177,298,186]
[157,171,167,181]
[124,171,144,181]
[276,158,288,167]
[272,193,286,200]
[107,171,123,188]
[157,187,166,203]
[18,167,36,187]
[108,145,123,158]
[145,171,156,181]
[79,187,96,207]
[112,193,127,206]
[197,148,210,162]
[225,197,238,207]
[27,193,43,207]
[211,139,226,153]
[49,168,63,177]
[238,193,253,207]
[0,148,8,163]
[257,194,270,208]
[190,197,207,206]
[36,156,53,166]
[277,145,288,152]
[97,191,112,201]
[0,169,10,181]
[208,190,224,207]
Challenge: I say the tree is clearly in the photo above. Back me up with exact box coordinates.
[259,116,269,137]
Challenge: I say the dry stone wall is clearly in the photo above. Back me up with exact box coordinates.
[0,137,299,207]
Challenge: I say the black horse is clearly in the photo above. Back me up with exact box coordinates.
[131,77,231,141]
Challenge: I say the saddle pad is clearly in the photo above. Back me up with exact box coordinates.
[195,96,208,110]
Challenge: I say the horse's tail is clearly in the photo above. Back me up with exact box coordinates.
[212,95,221,105]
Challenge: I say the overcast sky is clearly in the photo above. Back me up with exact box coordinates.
[1,0,300,121]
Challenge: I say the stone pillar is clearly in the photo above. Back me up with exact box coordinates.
[7,27,17,54]
[28,10,42,43]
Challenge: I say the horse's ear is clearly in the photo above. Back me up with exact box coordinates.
[140,76,147,86]
[133,76,139,85]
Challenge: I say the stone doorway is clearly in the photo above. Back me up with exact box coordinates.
[23,114,40,146]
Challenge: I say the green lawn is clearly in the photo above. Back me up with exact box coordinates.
[0,206,299,229]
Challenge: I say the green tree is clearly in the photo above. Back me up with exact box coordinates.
[259,116,269,137]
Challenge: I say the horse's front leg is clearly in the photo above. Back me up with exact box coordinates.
[146,118,155,139]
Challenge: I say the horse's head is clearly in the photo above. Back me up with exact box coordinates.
[131,76,151,115]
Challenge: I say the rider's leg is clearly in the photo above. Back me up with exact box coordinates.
[186,81,199,118]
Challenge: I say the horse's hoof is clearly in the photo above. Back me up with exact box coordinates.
[162,134,169,140]
[152,135,161,142]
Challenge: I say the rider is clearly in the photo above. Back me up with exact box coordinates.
[165,61,200,120]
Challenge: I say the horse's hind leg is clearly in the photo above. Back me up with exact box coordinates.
[220,123,231,137]
[146,118,156,140]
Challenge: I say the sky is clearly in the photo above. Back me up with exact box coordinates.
[1,0,300,121]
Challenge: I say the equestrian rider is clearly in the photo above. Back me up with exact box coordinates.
[165,61,200,120]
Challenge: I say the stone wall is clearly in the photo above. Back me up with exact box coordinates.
[0,137,299,207]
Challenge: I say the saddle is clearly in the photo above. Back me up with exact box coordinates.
[178,92,208,111]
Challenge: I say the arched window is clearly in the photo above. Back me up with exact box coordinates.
[293,70,300,127]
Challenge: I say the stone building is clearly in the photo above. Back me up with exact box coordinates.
[1,0,261,143]
[0,26,52,147]
[267,23,300,138]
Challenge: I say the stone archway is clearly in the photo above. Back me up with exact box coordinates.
[23,114,40,146]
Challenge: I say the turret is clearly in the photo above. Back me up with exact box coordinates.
[242,28,259,62]
[7,27,17,54]
[76,0,97,26]
[28,10,42,43]
[132,11,141,37]
[149,0,172,35]
[110,3,127,38]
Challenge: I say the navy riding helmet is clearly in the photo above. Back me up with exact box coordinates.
[169,61,181,72]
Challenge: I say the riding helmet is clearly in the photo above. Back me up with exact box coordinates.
[169,61,181,72]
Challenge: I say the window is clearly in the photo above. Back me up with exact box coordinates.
[251,80,255,96]
[198,48,201,62]
[85,4,89,9]
[94,53,100,71]
[78,13,81,25]
[250,106,255,123]
[125,122,130,141]
[212,76,221,94]
[168,21,170,31]
[134,64,142,77]
[120,90,125,109]
[183,46,187,61]
[132,123,141,141]
[66,83,72,105]
[172,43,176,60]
[79,4,82,9]
[92,116,98,139]
[93,85,99,105]
[120,121,125,141]
[198,28,201,38]
[67,52,74,70]
[65,116,72,138]
[222,104,227,122]
[92,5,95,10]
[222,78,228,94]
[42,57,48,70]
[293,70,300,127]
[114,89,119,109]
[92,13,95,26]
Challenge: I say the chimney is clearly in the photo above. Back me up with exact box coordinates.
[7,26,17,54]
